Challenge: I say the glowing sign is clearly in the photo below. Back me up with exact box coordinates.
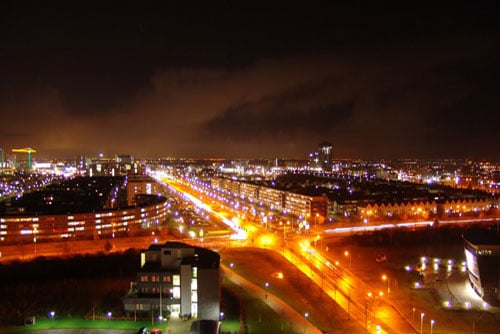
[476,249,492,256]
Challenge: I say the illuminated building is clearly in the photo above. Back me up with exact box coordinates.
[318,142,333,172]
[123,242,221,321]
[238,182,259,202]
[115,154,135,174]
[308,142,333,172]
[127,175,164,206]
[463,227,500,304]
[211,177,328,219]
[309,151,320,170]
[0,176,168,243]
[284,192,327,220]
[0,197,168,243]
[76,155,87,174]
[88,154,140,176]
[258,186,285,211]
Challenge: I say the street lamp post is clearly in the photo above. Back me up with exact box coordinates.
[430,319,435,334]
[159,283,163,322]
[304,312,309,334]
[382,274,390,294]
[33,226,38,255]
[259,303,262,323]
[344,250,351,269]
[49,311,55,327]
[366,292,372,328]
[420,313,425,334]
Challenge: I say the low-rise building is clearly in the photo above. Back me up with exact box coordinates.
[126,175,164,206]
[284,192,327,220]
[123,242,221,321]
[463,228,500,304]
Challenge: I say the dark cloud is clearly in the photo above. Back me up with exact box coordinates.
[0,2,499,159]
[0,132,30,139]
[199,76,354,141]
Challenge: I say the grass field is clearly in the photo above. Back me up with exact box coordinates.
[5,317,153,332]
[220,277,301,334]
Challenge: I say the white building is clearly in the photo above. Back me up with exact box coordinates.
[123,242,221,321]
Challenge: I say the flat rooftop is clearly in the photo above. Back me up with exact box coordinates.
[463,227,500,245]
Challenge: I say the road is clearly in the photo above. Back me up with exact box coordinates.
[5,174,497,333]
[158,176,420,333]
[222,263,322,334]
[283,238,417,333]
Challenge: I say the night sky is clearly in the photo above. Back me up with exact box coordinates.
[1,1,499,160]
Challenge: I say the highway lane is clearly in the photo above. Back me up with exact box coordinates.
[2,174,454,333]
[158,175,419,333]
[284,240,416,333]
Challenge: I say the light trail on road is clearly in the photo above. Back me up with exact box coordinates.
[153,175,247,240]
[324,218,498,235]
[154,173,422,333]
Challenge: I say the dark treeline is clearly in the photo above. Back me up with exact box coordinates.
[0,249,140,284]
[0,249,141,325]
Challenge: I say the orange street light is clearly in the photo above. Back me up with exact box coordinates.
[344,250,352,269]
[382,274,390,294]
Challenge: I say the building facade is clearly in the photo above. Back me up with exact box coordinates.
[463,228,500,304]
[123,242,221,321]
[126,175,164,206]
[210,177,328,220]
[0,196,168,243]
[318,142,333,172]
[284,192,327,220]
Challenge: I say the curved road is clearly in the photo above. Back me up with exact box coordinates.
[222,264,322,334]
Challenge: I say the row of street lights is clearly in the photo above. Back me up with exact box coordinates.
[48,310,115,325]
[417,311,435,334]
[342,251,391,294]
[342,250,390,293]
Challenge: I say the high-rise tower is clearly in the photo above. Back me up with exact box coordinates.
[318,142,333,171]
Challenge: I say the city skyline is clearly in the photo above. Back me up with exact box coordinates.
[1,2,499,160]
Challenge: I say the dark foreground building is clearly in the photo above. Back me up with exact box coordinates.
[463,227,500,304]
[123,242,221,322]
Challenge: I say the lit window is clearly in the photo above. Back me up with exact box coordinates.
[173,287,180,299]
[173,275,180,286]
